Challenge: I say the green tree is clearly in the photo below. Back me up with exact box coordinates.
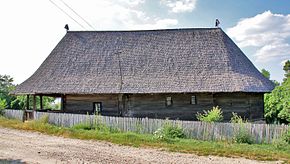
[0,99,7,115]
[0,75,16,108]
[264,62,290,124]
[0,74,55,110]
[10,95,55,110]
[261,69,270,79]
[283,60,290,81]
[261,69,279,86]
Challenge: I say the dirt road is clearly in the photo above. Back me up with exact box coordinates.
[0,127,280,164]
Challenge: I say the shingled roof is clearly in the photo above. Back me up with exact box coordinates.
[13,28,274,95]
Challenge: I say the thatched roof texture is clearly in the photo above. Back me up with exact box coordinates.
[13,28,274,94]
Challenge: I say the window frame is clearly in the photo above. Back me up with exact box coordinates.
[190,95,197,105]
[165,96,173,107]
[93,102,103,115]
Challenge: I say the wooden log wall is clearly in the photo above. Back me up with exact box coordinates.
[65,94,119,116]
[64,93,265,121]
[126,93,214,120]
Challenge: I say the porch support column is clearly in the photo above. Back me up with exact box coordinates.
[33,95,36,111]
[61,95,66,112]
[40,95,43,110]
[26,95,30,110]
[118,94,124,116]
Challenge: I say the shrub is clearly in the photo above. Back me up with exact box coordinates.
[196,106,223,122]
[36,114,49,124]
[73,123,94,130]
[282,129,290,144]
[0,99,7,116]
[233,126,253,144]
[153,121,185,142]
[73,115,118,133]
[272,138,288,150]
[230,112,247,124]
[73,122,110,132]
[231,113,253,144]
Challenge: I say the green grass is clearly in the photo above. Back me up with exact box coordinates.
[0,116,289,163]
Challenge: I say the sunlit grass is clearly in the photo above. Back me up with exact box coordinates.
[0,116,289,162]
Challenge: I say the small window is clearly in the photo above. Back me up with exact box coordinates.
[191,96,196,105]
[93,102,102,115]
[166,97,172,106]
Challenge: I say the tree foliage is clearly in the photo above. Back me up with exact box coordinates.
[261,69,270,79]
[0,99,7,115]
[264,62,290,124]
[283,60,290,81]
[0,75,16,108]
[10,95,55,110]
[0,74,55,110]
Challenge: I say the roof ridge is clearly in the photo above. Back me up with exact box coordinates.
[67,28,222,33]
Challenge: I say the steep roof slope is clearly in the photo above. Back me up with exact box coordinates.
[13,28,274,94]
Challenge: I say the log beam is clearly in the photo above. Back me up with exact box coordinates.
[26,95,30,110]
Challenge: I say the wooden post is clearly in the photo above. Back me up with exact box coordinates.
[64,95,66,111]
[212,93,217,106]
[26,95,30,110]
[118,94,123,116]
[61,95,66,112]
[40,95,43,110]
[33,95,36,111]
[61,95,63,111]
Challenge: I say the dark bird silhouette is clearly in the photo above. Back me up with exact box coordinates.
[215,19,220,28]
[64,24,69,31]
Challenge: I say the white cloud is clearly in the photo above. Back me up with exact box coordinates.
[119,0,145,7]
[129,18,178,29]
[227,11,290,62]
[255,43,290,62]
[280,59,289,67]
[0,0,178,84]
[161,0,197,13]
[61,0,178,30]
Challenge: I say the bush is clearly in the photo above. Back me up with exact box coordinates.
[230,112,247,123]
[73,115,118,133]
[73,122,111,132]
[272,138,288,150]
[233,127,253,144]
[196,106,223,122]
[282,129,290,144]
[153,121,185,142]
[36,114,49,124]
[73,123,94,130]
[231,113,253,144]
[0,99,7,116]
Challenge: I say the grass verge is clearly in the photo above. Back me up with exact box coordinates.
[0,116,289,162]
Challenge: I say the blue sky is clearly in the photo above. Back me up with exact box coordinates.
[0,0,289,84]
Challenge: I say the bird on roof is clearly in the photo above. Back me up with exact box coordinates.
[215,19,220,28]
[64,24,69,31]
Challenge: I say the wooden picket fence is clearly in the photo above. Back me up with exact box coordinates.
[3,109,289,144]
[3,109,24,120]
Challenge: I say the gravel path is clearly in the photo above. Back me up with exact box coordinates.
[0,127,280,164]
